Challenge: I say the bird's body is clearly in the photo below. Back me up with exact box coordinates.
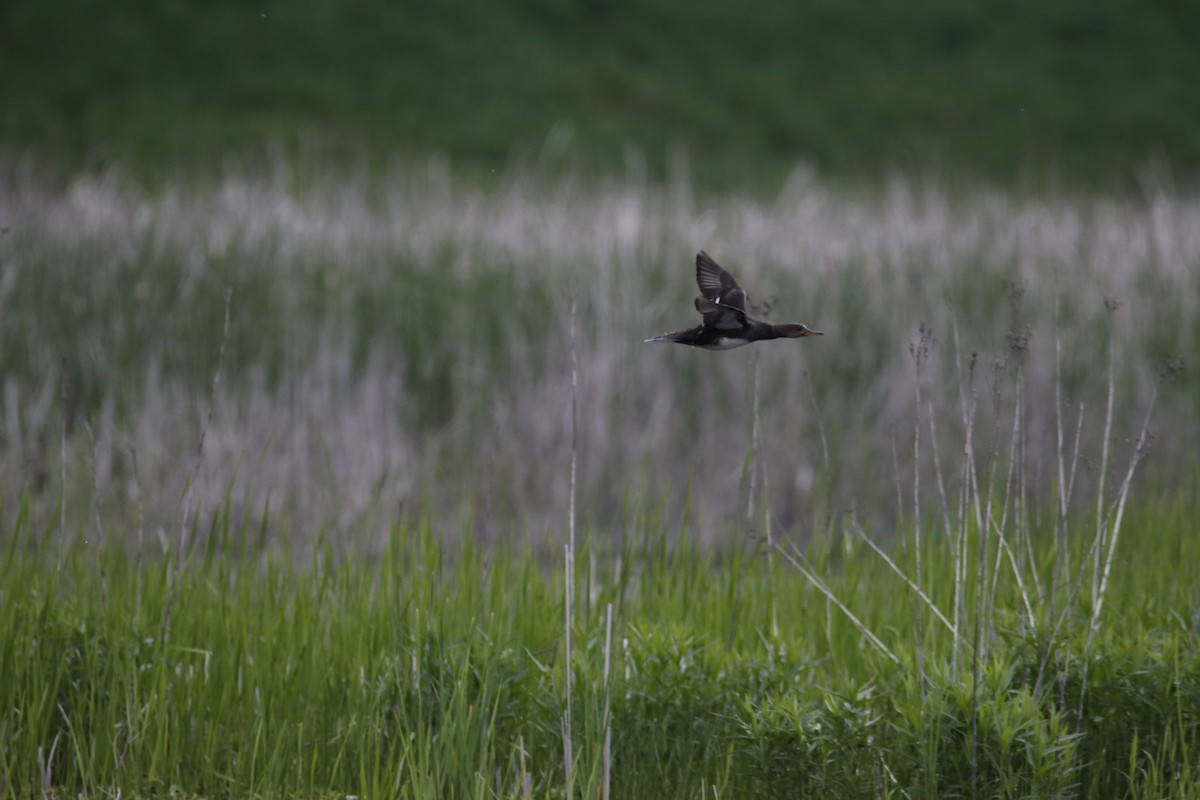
[645,251,823,349]
[694,335,753,351]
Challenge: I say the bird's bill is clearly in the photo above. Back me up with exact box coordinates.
[802,329,824,336]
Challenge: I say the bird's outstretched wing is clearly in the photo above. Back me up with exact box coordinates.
[695,251,748,314]
[694,297,747,330]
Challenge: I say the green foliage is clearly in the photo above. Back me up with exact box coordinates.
[732,682,885,797]
[2,0,1199,188]
[2,500,1198,798]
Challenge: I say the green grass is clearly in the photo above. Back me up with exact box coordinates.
[2,157,1197,795]
[2,496,1198,798]
[2,0,1200,189]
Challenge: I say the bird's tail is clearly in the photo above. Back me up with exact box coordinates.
[644,330,689,344]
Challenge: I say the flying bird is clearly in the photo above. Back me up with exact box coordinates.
[645,251,823,350]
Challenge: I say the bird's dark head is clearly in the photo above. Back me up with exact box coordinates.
[777,323,824,338]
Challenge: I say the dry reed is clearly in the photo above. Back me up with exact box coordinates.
[1,159,1195,547]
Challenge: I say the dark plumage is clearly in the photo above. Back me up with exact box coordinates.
[645,251,823,350]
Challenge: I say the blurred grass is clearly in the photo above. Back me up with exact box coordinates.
[2,0,1199,189]
[1,497,1198,797]
[1,159,1197,542]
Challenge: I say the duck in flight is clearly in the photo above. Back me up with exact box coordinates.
[645,251,823,350]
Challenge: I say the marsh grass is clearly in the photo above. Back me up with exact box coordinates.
[1,158,1196,546]
[1,497,1198,798]
[2,154,1199,795]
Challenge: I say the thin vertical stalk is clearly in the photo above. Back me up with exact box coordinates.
[948,316,974,676]
[602,602,613,800]
[1092,383,1159,627]
[1092,299,1119,607]
[569,289,578,559]
[987,338,1035,628]
[954,340,982,800]
[563,289,579,789]
[562,544,574,788]
[979,359,1006,650]
[909,325,932,703]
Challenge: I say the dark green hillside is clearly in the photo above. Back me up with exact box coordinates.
[2,0,1199,187]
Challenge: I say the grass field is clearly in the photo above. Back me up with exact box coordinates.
[2,155,1199,796]
[2,496,1199,798]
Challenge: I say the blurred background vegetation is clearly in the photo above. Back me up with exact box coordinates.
[1,0,1197,542]
[2,0,1199,189]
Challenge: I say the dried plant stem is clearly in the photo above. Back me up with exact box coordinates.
[776,535,900,665]
[1092,301,1119,607]
[925,366,954,559]
[854,519,955,635]
[1051,321,1086,629]
[947,317,974,676]
[987,356,1035,628]
[1013,363,1040,607]
[602,602,613,800]
[563,289,578,789]
[569,290,578,559]
[1091,384,1159,628]
[990,518,1035,626]
[950,324,982,799]
[1077,298,1161,725]
[977,360,1007,649]
[562,541,574,788]
[908,325,931,701]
